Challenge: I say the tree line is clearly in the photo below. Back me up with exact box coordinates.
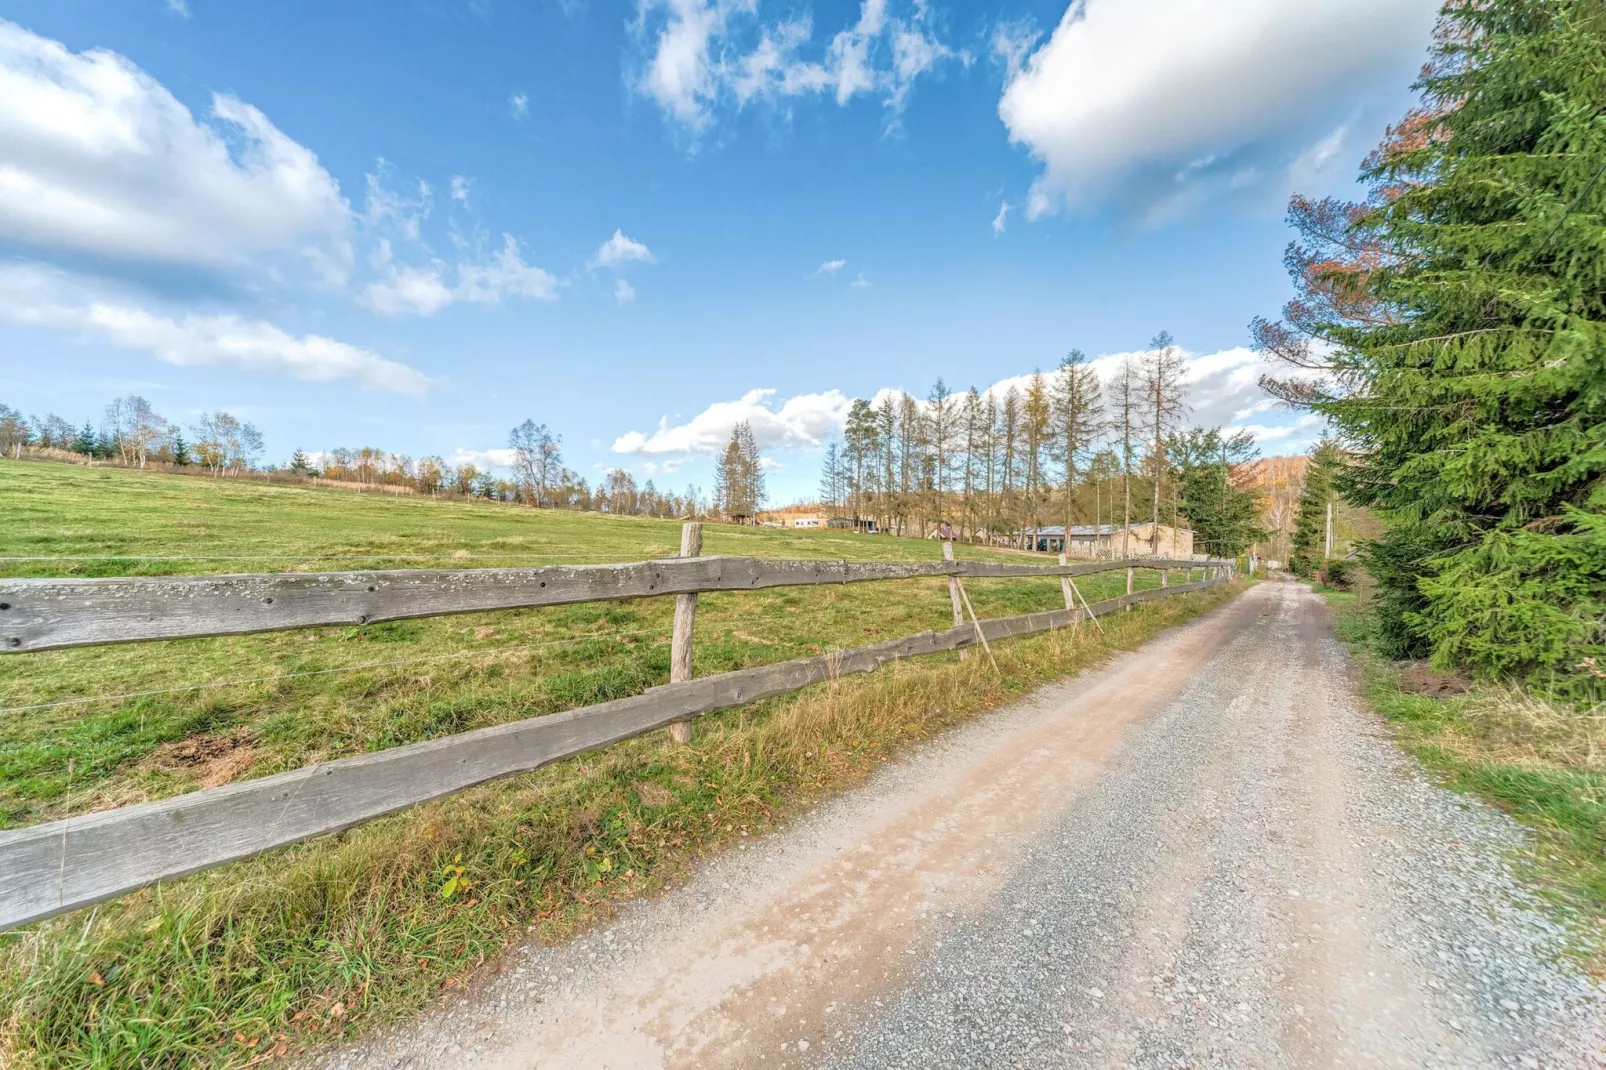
[0,396,708,519]
[0,397,263,475]
[814,336,1265,558]
[303,421,707,517]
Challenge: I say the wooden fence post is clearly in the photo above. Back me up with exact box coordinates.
[1161,566,1168,588]
[1126,565,1134,610]
[668,521,702,743]
[943,541,967,660]
[1058,552,1076,610]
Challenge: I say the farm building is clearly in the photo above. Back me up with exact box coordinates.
[1013,522,1194,558]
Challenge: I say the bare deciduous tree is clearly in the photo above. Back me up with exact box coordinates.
[1142,331,1190,553]
[1111,356,1141,555]
[191,412,263,476]
[509,420,562,506]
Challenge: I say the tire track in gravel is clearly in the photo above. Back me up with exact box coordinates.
[310,582,1604,1070]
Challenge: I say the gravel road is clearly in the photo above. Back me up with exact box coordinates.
[311,581,1603,1070]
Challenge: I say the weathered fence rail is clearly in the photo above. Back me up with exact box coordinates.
[0,540,1231,929]
[0,555,1211,653]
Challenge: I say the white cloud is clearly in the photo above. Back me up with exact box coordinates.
[975,344,1320,448]
[451,446,518,470]
[456,235,559,304]
[633,0,963,132]
[610,343,1324,475]
[0,20,351,280]
[813,258,846,275]
[991,200,1011,234]
[592,229,655,269]
[639,457,687,477]
[364,233,558,317]
[851,271,871,289]
[509,92,528,119]
[166,0,191,17]
[615,278,637,304]
[0,264,433,396]
[998,0,1437,218]
[362,252,454,317]
[612,387,854,457]
[359,167,555,317]
[990,18,1038,78]
[362,164,431,240]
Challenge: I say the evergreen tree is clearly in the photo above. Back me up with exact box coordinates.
[843,398,879,522]
[170,431,190,467]
[737,420,765,512]
[1170,428,1262,558]
[288,448,313,476]
[715,421,764,519]
[1256,1,1606,697]
[72,422,94,456]
[1289,441,1339,578]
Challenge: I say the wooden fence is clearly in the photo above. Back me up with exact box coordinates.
[0,528,1232,930]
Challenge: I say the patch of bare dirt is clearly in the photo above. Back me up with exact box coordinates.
[145,728,256,788]
[1398,663,1471,697]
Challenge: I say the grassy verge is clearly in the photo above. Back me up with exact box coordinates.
[0,460,1244,1067]
[1318,588,1606,953]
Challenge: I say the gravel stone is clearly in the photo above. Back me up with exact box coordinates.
[306,582,1603,1070]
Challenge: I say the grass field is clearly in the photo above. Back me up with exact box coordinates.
[1319,589,1606,957]
[0,460,1240,1068]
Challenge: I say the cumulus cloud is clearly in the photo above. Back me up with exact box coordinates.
[612,387,854,457]
[813,258,846,276]
[592,229,656,269]
[615,278,637,304]
[633,0,964,132]
[0,264,433,396]
[0,20,351,281]
[166,0,191,17]
[851,271,871,289]
[509,92,529,119]
[999,0,1437,218]
[449,175,471,203]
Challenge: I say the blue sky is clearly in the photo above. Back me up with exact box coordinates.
[0,0,1438,501]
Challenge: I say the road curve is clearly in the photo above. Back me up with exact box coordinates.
[313,582,1603,1070]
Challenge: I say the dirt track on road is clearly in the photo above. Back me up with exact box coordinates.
[314,582,1603,1070]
